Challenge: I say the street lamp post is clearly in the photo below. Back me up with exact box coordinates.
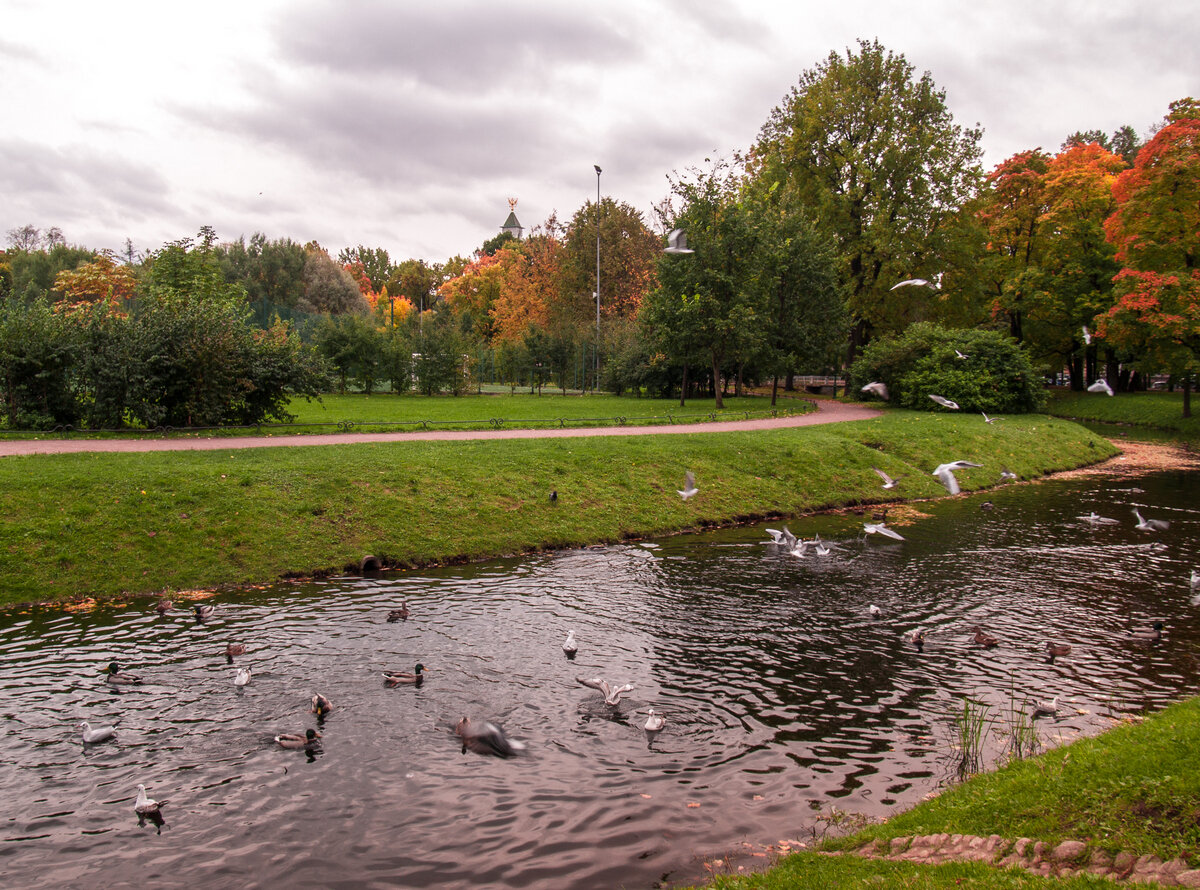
[594,164,602,391]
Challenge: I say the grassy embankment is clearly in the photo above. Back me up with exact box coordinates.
[0,410,1113,608]
[1046,389,1200,438]
[688,696,1200,889]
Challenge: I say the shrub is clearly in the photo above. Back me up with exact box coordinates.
[849,322,1045,413]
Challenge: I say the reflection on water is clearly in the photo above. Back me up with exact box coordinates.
[2,470,1199,889]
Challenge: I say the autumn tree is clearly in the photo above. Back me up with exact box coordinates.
[559,198,661,325]
[750,39,983,377]
[53,252,140,311]
[1100,99,1200,415]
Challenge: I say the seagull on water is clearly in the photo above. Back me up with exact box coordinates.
[872,467,904,490]
[577,677,634,706]
[765,526,797,548]
[233,666,252,687]
[562,631,578,657]
[1031,696,1059,718]
[1078,512,1119,525]
[812,534,832,557]
[932,460,983,495]
[644,709,665,732]
[134,784,161,815]
[861,381,889,400]
[1191,570,1199,588]
[864,521,904,541]
[869,604,882,618]
[663,229,695,255]
[1132,507,1170,532]
[1087,379,1114,396]
[79,720,117,744]
[928,395,960,410]
[677,471,699,500]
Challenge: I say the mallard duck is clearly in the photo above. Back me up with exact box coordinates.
[224,643,247,662]
[233,666,252,687]
[310,693,333,714]
[972,626,999,648]
[1045,641,1071,663]
[386,603,410,623]
[644,709,665,732]
[868,604,882,618]
[275,728,321,749]
[1130,620,1164,643]
[911,629,926,652]
[194,603,215,621]
[134,783,161,814]
[154,599,173,615]
[577,677,634,706]
[455,717,525,757]
[562,631,578,656]
[79,720,117,744]
[382,666,425,687]
[104,661,143,686]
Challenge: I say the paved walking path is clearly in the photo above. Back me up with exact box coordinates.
[0,399,880,457]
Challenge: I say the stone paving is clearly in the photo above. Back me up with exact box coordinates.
[843,834,1200,885]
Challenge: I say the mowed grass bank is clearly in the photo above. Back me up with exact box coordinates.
[1047,389,1200,438]
[0,412,1116,607]
[692,697,1200,889]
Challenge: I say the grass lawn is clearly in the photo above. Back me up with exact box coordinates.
[0,411,1114,607]
[1046,389,1200,438]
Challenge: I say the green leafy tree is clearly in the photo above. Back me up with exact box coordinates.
[559,197,661,326]
[301,245,369,315]
[0,296,80,428]
[751,39,984,372]
[219,234,308,307]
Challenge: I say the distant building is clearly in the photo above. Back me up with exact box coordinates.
[500,198,523,240]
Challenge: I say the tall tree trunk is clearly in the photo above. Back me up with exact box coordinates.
[679,363,688,407]
[735,362,744,398]
[1185,375,1192,419]
[771,374,779,407]
[712,350,724,409]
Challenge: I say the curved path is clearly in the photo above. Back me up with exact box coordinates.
[0,399,880,457]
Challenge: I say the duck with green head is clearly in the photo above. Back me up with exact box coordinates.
[104,661,143,686]
[383,664,426,687]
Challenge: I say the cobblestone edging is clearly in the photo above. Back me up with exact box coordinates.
[846,834,1200,886]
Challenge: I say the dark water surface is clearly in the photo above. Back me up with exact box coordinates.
[3,470,1199,889]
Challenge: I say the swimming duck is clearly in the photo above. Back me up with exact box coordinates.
[104,661,143,686]
[386,603,410,622]
[194,603,215,620]
[1045,641,1071,663]
[577,677,634,706]
[562,631,578,657]
[310,693,333,714]
[224,643,247,662]
[233,667,252,687]
[911,629,926,653]
[972,626,999,648]
[275,728,321,749]
[154,599,173,615]
[644,709,665,732]
[382,666,425,687]
[1130,620,1164,643]
[79,720,117,744]
[455,717,526,757]
[134,783,161,814]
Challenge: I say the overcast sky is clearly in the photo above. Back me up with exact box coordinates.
[3,0,1197,265]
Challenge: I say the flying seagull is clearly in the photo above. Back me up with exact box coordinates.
[677,471,699,500]
[861,381,889,400]
[981,412,996,424]
[864,521,904,541]
[872,467,904,490]
[1132,507,1170,532]
[1081,325,1092,345]
[1000,467,1017,481]
[890,278,938,291]
[577,677,634,706]
[663,229,694,255]
[1087,379,1114,397]
[928,394,960,410]
[954,349,970,360]
[932,460,983,495]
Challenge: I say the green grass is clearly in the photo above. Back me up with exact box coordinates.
[1046,389,1200,438]
[688,851,1112,889]
[687,697,1200,889]
[0,411,1114,607]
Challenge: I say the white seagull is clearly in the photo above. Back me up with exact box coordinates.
[1000,467,1017,481]
[663,229,695,254]
[981,412,996,424]
[134,784,161,815]
[1082,325,1092,345]
[1132,508,1170,532]
[644,709,665,732]
[812,535,832,556]
[1191,570,1199,588]
[1087,379,1114,396]
[562,631,578,656]
[955,350,970,360]
[577,677,634,706]
[1078,512,1119,525]
[869,604,882,618]
[1031,696,1059,718]
[861,381,890,400]
[932,460,982,495]
[928,395,960,410]
[79,720,117,744]
[890,278,938,291]
[864,521,905,541]
[872,467,904,490]
[677,471,699,500]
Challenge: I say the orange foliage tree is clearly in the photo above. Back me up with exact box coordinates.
[1100,100,1200,414]
[53,252,139,313]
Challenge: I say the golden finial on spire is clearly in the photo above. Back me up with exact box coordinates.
[508,197,518,212]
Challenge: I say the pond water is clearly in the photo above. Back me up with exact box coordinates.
[2,468,1199,889]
